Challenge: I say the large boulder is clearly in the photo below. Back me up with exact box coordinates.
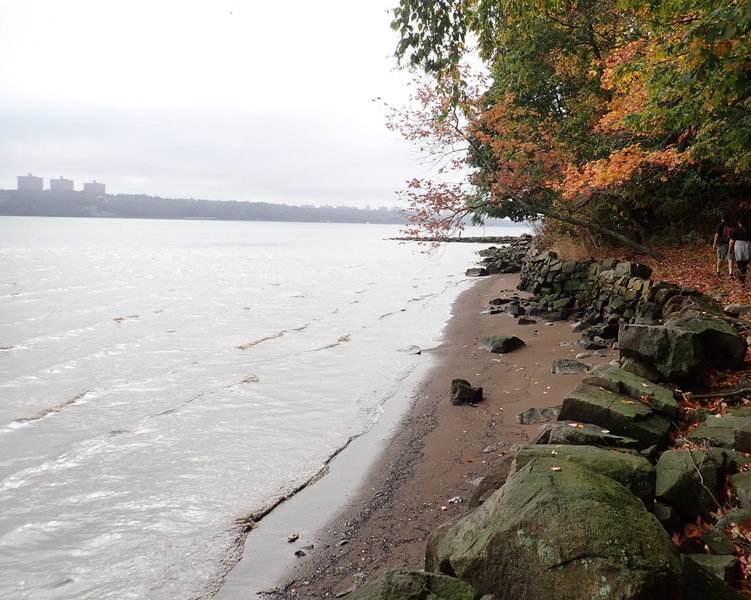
[582,363,679,419]
[511,444,655,504]
[668,315,747,370]
[347,569,491,600]
[619,316,746,381]
[557,382,672,449]
[426,458,683,600]
[618,324,700,381]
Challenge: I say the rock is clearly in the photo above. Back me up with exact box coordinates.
[619,316,747,381]
[346,569,489,600]
[716,508,751,528]
[480,335,525,354]
[426,458,682,600]
[681,555,746,600]
[533,420,640,449]
[653,502,683,533]
[614,262,653,279]
[398,345,422,355]
[620,356,660,382]
[511,444,656,504]
[581,363,679,419]
[686,415,751,449]
[575,352,590,359]
[450,379,483,405]
[668,315,747,370]
[503,303,525,318]
[517,317,536,325]
[551,359,589,375]
[593,349,609,357]
[558,382,672,449]
[466,268,489,277]
[701,529,736,555]
[619,323,699,381]
[488,298,513,306]
[577,337,607,350]
[683,554,739,583]
[515,405,559,425]
[469,454,517,508]
[730,471,751,509]
[656,449,724,519]
[724,304,751,317]
[735,421,751,453]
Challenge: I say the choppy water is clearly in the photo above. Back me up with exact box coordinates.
[0,216,526,599]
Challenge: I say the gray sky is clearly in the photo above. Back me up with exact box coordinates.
[0,1,425,207]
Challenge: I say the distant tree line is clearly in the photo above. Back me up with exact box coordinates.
[0,190,409,225]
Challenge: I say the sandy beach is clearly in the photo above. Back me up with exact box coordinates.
[253,270,616,599]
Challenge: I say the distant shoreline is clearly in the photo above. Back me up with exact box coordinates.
[0,189,522,228]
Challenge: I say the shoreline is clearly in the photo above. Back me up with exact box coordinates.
[227,270,615,598]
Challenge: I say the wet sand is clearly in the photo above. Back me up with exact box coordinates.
[238,272,614,598]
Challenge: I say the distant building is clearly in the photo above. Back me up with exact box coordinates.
[18,173,43,191]
[50,176,74,192]
[83,180,106,195]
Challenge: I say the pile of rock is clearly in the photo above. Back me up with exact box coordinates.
[517,249,698,327]
[466,235,533,276]
[346,240,751,600]
[420,359,751,599]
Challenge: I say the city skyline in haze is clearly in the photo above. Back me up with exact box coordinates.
[0,1,429,208]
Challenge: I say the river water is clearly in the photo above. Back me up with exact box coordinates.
[0,216,526,599]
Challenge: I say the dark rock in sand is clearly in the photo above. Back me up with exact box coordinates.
[517,317,536,325]
[466,267,490,277]
[488,298,513,306]
[503,303,525,318]
[480,335,525,354]
[515,405,559,424]
[533,420,639,449]
[551,359,589,375]
[426,457,682,600]
[347,569,490,600]
[450,379,483,405]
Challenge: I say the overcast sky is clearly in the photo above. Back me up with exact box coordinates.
[0,1,429,207]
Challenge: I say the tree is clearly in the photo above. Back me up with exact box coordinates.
[390,0,751,256]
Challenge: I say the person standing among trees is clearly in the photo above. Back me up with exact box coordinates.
[729,216,750,288]
[713,214,735,278]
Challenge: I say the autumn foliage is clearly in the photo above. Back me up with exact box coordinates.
[390,0,751,252]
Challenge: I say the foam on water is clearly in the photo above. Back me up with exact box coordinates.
[0,216,528,599]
